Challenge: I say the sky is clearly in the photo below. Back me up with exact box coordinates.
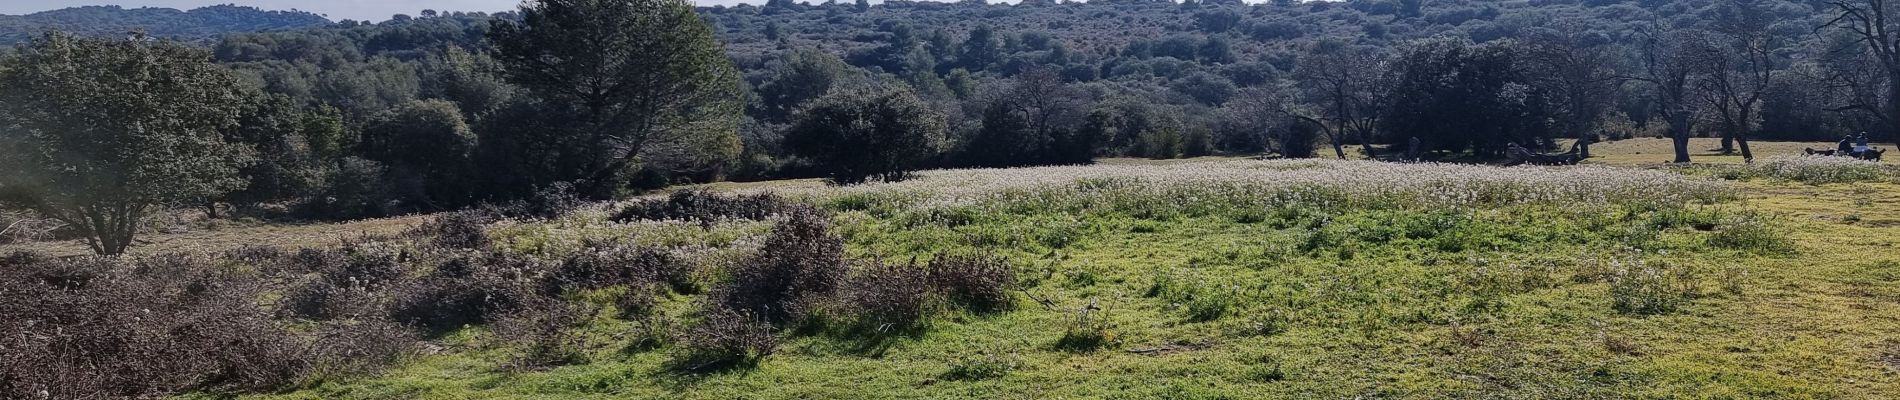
[0,1,776,23]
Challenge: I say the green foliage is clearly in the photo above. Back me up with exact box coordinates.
[942,351,1020,380]
[784,86,948,184]
[0,5,331,44]
[755,47,859,122]
[1381,37,1557,156]
[487,0,743,198]
[0,32,253,254]
[360,99,477,208]
[1605,251,1701,315]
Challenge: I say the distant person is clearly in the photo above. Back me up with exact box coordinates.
[1840,134,1856,155]
[1855,132,1872,154]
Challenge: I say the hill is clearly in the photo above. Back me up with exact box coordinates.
[0,5,332,44]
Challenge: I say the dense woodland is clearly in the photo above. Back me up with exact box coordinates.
[6,0,1900,245]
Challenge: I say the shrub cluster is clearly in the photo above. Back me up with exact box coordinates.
[0,252,413,399]
[611,190,794,226]
[1710,155,1894,184]
[714,207,848,325]
[0,210,702,397]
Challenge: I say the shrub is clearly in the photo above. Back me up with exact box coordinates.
[1606,252,1700,315]
[0,254,315,398]
[927,254,1016,313]
[493,300,597,370]
[610,189,793,226]
[837,258,937,334]
[282,278,384,320]
[388,272,535,334]
[1055,300,1117,352]
[718,207,846,325]
[307,319,419,379]
[549,241,692,294]
[673,306,778,371]
[322,239,410,290]
[491,181,585,220]
[1707,213,1793,254]
[943,351,1021,381]
[407,209,499,250]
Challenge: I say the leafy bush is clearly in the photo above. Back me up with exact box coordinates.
[783,85,949,185]
[943,351,1021,380]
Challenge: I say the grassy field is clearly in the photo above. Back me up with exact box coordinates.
[11,138,1900,399]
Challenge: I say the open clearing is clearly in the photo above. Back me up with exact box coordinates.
[12,138,1900,398]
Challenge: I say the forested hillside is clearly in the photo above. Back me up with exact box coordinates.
[0,5,333,43]
[4,0,1891,218]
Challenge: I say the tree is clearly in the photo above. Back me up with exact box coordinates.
[1826,0,1900,143]
[1380,37,1556,158]
[360,100,478,209]
[756,48,859,123]
[959,25,1004,71]
[0,32,253,255]
[1294,42,1387,159]
[784,86,948,184]
[1631,26,1706,163]
[1694,0,1783,161]
[223,94,334,209]
[1217,87,1292,156]
[965,66,1093,167]
[1521,27,1620,158]
[487,0,742,198]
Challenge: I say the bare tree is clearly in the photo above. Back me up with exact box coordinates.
[1692,0,1784,161]
[1294,42,1388,160]
[1630,25,1707,163]
[1219,87,1293,156]
[1522,26,1622,159]
[1825,0,1900,142]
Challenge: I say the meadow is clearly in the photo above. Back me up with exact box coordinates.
[7,138,1900,399]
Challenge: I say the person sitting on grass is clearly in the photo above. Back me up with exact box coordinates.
[1855,132,1872,154]
[1840,134,1856,155]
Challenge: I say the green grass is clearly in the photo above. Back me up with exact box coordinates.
[179,143,1900,399]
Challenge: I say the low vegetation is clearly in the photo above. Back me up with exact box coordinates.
[15,158,1891,398]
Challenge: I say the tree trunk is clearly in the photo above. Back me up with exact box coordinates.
[1886,76,1900,143]
[1737,135,1754,162]
[1356,129,1377,160]
[1330,137,1347,160]
[1719,134,1735,154]
[1669,115,1692,163]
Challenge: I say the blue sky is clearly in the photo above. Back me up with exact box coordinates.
[0,1,781,22]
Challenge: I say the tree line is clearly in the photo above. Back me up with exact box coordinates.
[7,0,1900,254]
